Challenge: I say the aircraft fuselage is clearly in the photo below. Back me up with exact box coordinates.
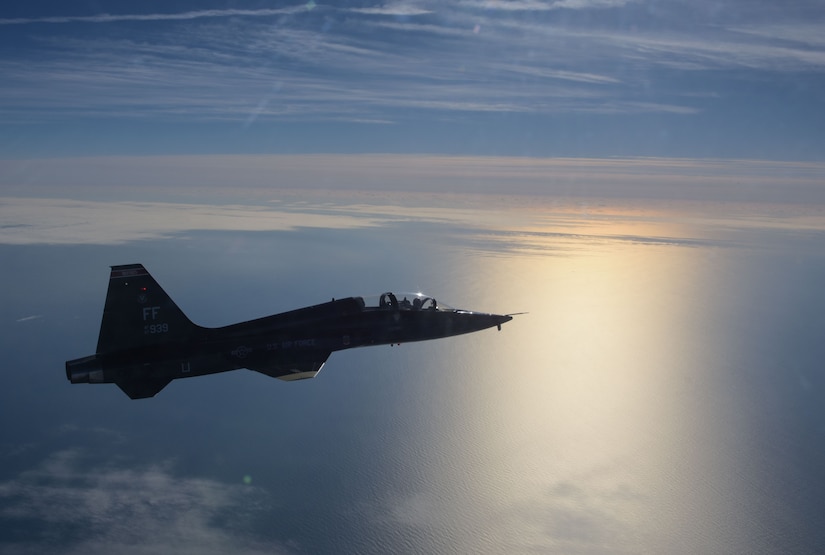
[66,265,512,398]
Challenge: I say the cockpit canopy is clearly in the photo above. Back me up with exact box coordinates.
[359,292,455,312]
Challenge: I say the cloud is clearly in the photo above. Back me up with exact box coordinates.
[728,23,825,48]
[348,2,434,16]
[0,7,310,26]
[15,315,42,322]
[0,197,395,245]
[4,154,825,203]
[459,0,635,10]
[494,64,621,85]
[2,155,825,253]
[5,2,821,125]
[0,449,286,554]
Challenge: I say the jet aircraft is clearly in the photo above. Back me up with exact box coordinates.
[66,264,513,399]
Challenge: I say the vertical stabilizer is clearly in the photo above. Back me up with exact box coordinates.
[96,264,200,354]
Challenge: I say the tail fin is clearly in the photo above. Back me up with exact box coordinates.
[96,264,200,354]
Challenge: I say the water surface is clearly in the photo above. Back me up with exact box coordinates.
[1,193,824,554]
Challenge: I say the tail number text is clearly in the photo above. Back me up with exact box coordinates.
[144,323,169,334]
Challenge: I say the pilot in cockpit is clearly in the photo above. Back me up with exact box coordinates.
[379,292,398,308]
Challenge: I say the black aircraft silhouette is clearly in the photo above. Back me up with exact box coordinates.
[66,264,513,399]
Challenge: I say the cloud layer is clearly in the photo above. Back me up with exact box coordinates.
[1,1,823,128]
[3,154,825,247]
[3,154,824,202]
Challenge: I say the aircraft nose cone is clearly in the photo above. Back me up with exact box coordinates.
[494,313,512,330]
[454,311,513,333]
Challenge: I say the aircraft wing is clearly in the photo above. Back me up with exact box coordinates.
[246,352,331,382]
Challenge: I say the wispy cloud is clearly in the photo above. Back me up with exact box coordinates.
[0,449,286,554]
[2,2,821,127]
[0,1,823,151]
[459,0,636,10]
[0,7,311,25]
[4,153,825,199]
[728,23,825,47]
[15,315,42,322]
[0,197,394,245]
[348,2,433,16]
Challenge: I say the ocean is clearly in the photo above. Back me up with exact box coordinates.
[1,193,824,554]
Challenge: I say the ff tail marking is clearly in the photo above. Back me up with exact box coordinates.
[96,264,201,354]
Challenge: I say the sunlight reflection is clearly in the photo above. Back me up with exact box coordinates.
[394,206,756,552]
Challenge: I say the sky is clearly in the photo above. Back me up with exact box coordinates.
[1,0,824,161]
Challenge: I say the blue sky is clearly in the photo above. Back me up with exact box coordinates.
[2,0,824,160]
